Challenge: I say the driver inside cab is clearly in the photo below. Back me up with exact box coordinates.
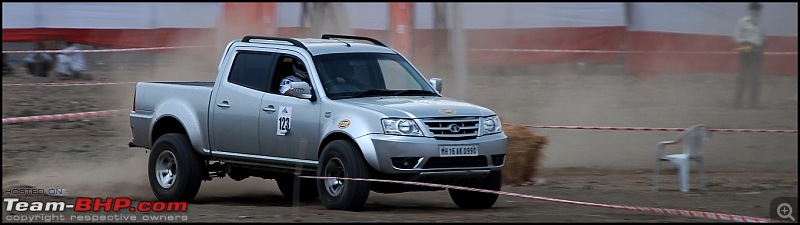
[279,59,311,96]
[320,61,370,93]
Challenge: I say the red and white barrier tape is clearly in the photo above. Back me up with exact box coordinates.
[526,125,798,134]
[2,81,136,87]
[2,109,127,124]
[2,46,207,54]
[298,175,789,223]
[707,128,798,133]
[469,48,798,55]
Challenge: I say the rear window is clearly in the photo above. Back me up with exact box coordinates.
[227,52,274,92]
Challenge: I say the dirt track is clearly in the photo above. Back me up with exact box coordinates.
[2,52,797,222]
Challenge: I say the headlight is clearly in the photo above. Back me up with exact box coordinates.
[482,116,502,135]
[382,118,424,136]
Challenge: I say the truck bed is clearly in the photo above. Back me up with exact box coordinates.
[134,82,214,112]
[152,81,215,87]
[130,81,215,149]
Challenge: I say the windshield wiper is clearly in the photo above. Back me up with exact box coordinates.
[344,89,440,99]
[347,89,398,99]
[393,90,439,96]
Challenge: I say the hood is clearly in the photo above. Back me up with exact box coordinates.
[339,96,495,118]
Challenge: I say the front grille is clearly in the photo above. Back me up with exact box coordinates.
[422,117,479,140]
[422,156,488,169]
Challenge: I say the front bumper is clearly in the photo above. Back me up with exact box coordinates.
[354,132,507,176]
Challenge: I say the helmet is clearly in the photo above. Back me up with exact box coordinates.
[292,60,309,80]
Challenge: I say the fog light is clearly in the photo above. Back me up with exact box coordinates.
[391,157,421,169]
[491,154,506,166]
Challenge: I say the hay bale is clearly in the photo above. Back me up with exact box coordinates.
[501,121,549,186]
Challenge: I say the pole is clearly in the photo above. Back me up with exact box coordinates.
[450,3,468,100]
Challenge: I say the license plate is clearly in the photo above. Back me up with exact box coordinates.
[439,145,478,157]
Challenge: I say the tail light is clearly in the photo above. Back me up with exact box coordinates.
[131,86,136,139]
[132,86,136,111]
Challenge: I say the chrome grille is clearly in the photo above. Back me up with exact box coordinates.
[422,117,479,140]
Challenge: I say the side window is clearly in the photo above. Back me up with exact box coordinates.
[268,55,309,95]
[227,51,275,92]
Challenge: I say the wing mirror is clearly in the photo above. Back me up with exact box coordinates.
[289,81,313,100]
[428,78,442,93]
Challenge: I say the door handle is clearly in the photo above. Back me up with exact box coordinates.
[216,101,230,108]
[262,105,276,112]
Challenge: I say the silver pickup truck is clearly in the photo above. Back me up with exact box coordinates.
[129,34,507,211]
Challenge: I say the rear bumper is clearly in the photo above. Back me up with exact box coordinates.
[130,110,153,149]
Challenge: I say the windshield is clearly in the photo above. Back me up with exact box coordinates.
[312,53,439,99]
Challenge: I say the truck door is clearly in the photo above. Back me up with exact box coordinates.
[259,52,321,160]
[210,50,276,156]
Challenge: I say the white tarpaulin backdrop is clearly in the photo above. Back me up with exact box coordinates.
[414,3,626,29]
[2,2,795,75]
[5,2,795,36]
[629,2,797,37]
[2,3,221,29]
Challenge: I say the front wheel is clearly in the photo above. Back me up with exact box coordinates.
[148,133,204,202]
[448,170,502,209]
[317,140,372,211]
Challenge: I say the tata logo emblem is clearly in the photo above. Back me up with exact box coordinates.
[337,119,351,129]
[439,109,456,115]
[448,124,461,133]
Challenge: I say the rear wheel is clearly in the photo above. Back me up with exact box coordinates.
[148,133,204,202]
[448,170,502,209]
[317,140,372,211]
[276,175,320,201]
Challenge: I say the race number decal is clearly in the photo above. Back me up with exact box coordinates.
[277,106,292,135]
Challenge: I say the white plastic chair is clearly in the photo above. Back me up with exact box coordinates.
[653,124,711,192]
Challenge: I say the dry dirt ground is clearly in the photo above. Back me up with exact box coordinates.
[2,51,797,223]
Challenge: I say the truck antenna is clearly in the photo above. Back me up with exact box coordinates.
[331,38,351,47]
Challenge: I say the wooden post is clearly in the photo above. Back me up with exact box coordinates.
[450,3,468,100]
[260,3,277,36]
[390,2,412,56]
[222,3,259,40]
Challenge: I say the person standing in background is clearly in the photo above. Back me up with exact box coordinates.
[23,42,55,77]
[55,41,86,79]
[732,2,766,109]
[2,53,14,76]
